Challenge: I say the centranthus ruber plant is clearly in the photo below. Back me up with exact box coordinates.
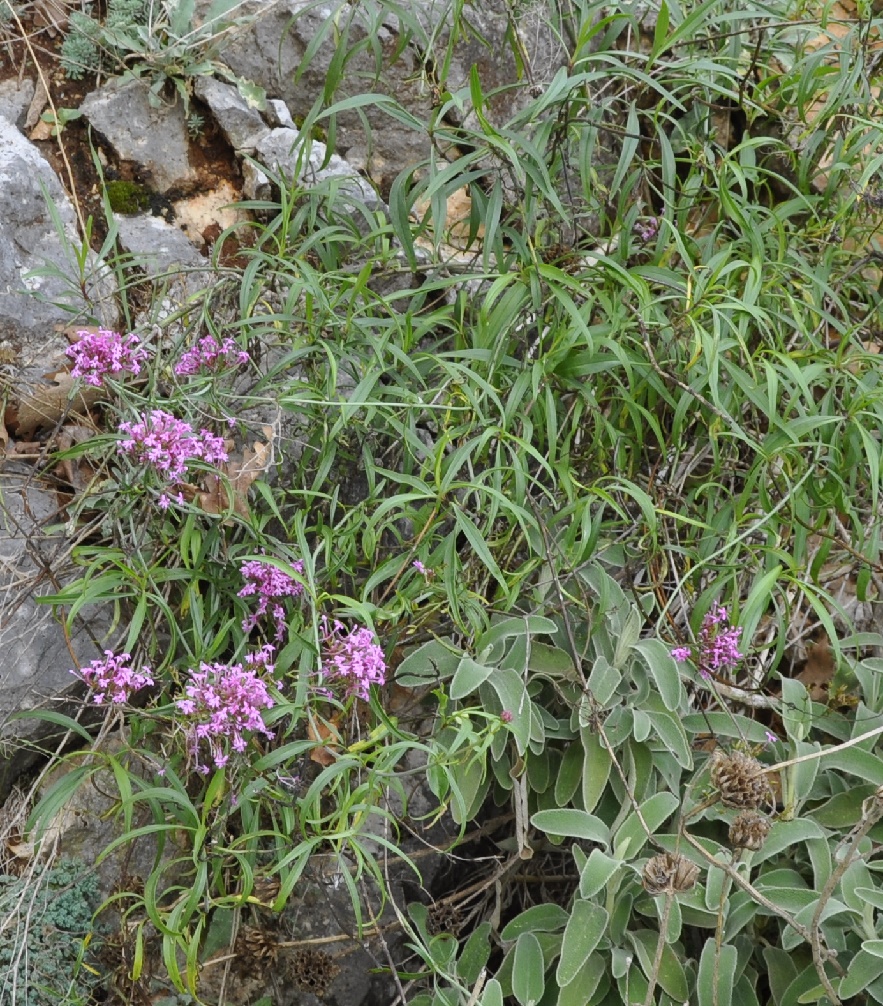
[176,648,276,772]
[671,602,743,679]
[320,616,387,700]
[239,556,305,640]
[71,650,153,704]
[175,335,251,376]
[66,328,150,386]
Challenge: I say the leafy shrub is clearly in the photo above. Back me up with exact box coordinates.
[21,0,883,1003]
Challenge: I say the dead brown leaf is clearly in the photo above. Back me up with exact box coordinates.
[55,424,99,495]
[24,76,48,133]
[32,0,76,35]
[308,717,339,767]
[6,372,102,439]
[796,633,835,702]
[198,439,271,518]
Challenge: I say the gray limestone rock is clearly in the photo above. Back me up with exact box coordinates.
[79,78,197,194]
[115,212,214,310]
[0,470,110,799]
[194,75,267,150]
[0,116,116,354]
[247,126,384,214]
[195,0,568,187]
[196,0,433,187]
[264,97,295,129]
[115,212,206,272]
[0,78,35,129]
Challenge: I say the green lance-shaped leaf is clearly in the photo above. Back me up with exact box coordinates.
[556,900,609,986]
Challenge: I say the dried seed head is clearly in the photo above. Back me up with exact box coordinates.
[290,947,340,996]
[642,852,699,895]
[710,749,771,810]
[235,926,278,976]
[728,810,772,851]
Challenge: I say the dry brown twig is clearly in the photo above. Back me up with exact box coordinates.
[808,785,883,1006]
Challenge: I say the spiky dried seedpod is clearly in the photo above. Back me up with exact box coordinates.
[290,947,340,996]
[710,749,772,810]
[234,925,278,977]
[642,852,699,895]
[252,875,282,905]
[728,810,772,851]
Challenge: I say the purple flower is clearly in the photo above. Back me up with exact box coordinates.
[239,557,304,641]
[412,560,427,575]
[500,710,513,724]
[634,217,659,243]
[117,410,228,483]
[71,650,153,705]
[176,656,275,771]
[765,730,778,745]
[320,617,386,701]
[66,328,150,387]
[175,336,250,376]
[672,603,743,681]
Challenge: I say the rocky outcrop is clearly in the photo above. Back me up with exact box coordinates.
[195,0,568,187]
[80,78,198,194]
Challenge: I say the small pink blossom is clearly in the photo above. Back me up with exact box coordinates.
[175,336,250,376]
[117,409,228,482]
[320,616,386,701]
[239,557,304,640]
[71,650,153,705]
[500,710,513,724]
[671,603,743,681]
[176,656,275,771]
[66,328,149,387]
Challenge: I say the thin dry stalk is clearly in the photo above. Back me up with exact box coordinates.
[808,785,883,1006]
[642,891,674,1006]
[679,825,842,977]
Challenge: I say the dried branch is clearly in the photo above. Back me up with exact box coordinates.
[809,785,883,1006]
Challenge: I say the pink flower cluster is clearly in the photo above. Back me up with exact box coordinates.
[175,336,250,376]
[66,328,149,387]
[118,409,228,482]
[72,650,153,705]
[176,649,275,772]
[672,602,743,680]
[239,557,304,640]
[320,617,386,701]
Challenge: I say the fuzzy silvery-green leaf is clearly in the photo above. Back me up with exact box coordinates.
[449,656,494,699]
[556,900,608,986]
[512,933,545,1006]
[531,809,609,845]
[501,905,570,942]
[838,951,883,997]
[586,655,621,708]
[578,848,621,898]
[629,928,688,1001]
[631,638,684,710]
[696,939,737,1006]
[613,792,679,859]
